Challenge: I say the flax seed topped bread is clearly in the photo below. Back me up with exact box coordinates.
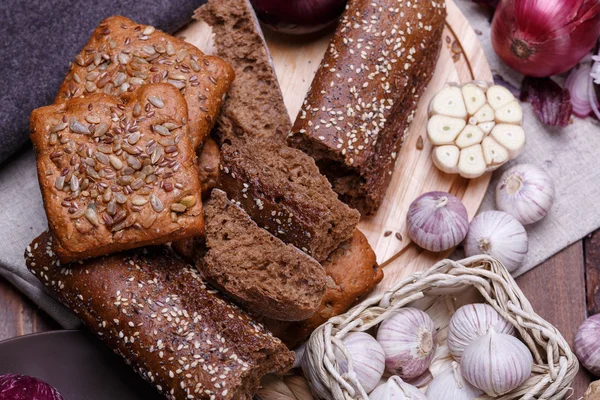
[56,16,234,149]
[196,0,290,142]
[30,83,203,263]
[25,231,293,400]
[198,190,326,321]
[289,0,446,215]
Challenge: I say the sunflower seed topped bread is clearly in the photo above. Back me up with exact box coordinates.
[263,229,383,348]
[196,0,290,142]
[56,16,234,149]
[288,0,446,215]
[25,231,293,400]
[198,189,326,321]
[30,83,203,263]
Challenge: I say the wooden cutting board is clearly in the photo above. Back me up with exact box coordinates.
[180,0,493,291]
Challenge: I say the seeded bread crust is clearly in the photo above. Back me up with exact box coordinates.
[25,231,293,400]
[199,190,326,321]
[55,16,234,149]
[195,0,290,142]
[30,83,203,263]
[262,229,383,348]
[288,0,446,215]
[218,135,360,262]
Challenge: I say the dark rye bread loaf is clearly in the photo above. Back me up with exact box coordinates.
[25,231,293,400]
[198,190,326,321]
[289,0,446,215]
[195,0,290,142]
[218,135,360,262]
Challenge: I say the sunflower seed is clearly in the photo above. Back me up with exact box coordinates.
[142,25,155,35]
[166,42,176,56]
[109,155,123,170]
[179,196,197,208]
[86,167,100,180]
[117,176,134,186]
[95,152,110,165]
[73,73,82,84]
[150,194,163,212]
[153,125,170,136]
[107,199,117,215]
[142,214,157,229]
[170,203,186,213]
[70,175,80,192]
[85,115,101,124]
[163,122,179,130]
[127,155,142,170]
[167,79,185,90]
[85,81,97,92]
[190,59,201,72]
[112,221,127,232]
[130,77,145,86]
[119,83,130,93]
[122,143,140,155]
[55,176,65,190]
[145,174,157,184]
[103,188,113,202]
[118,53,130,64]
[94,122,109,137]
[148,96,165,108]
[151,146,164,164]
[121,167,135,176]
[84,157,96,167]
[70,208,86,219]
[169,72,187,81]
[128,132,141,145]
[165,145,178,153]
[85,207,100,226]
[70,119,91,135]
[114,193,128,204]
[131,195,148,206]
[130,178,144,190]
[142,45,156,55]
[113,72,127,86]
[51,122,68,133]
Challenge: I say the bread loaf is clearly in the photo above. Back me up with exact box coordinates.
[263,229,383,348]
[25,231,293,400]
[197,137,220,197]
[198,190,326,321]
[289,0,446,215]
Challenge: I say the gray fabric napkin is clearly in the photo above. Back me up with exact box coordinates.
[0,0,206,165]
[0,0,599,328]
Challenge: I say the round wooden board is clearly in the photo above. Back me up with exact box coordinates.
[181,0,493,291]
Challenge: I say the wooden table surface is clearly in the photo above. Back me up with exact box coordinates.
[1,230,598,398]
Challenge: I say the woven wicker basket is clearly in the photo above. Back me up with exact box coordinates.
[300,255,578,400]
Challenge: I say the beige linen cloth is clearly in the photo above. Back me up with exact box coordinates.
[0,0,598,327]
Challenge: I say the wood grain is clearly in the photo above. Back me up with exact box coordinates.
[585,229,600,316]
[515,242,591,398]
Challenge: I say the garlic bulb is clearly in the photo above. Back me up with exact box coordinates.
[425,362,483,399]
[496,164,555,225]
[428,82,525,178]
[575,314,600,376]
[407,192,469,252]
[464,210,528,273]
[461,328,533,396]
[447,303,515,361]
[335,332,385,394]
[369,376,427,400]
[376,308,437,379]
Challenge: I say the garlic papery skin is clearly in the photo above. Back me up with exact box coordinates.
[407,191,469,252]
[425,362,483,399]
[334,332,385,394]
[464,210,528,273]
[461,328,533,397]
[369,376,427,400]
[447,303,515,361]
[376,308,438,379]
[575,314,600,376]
[496,164,556,225]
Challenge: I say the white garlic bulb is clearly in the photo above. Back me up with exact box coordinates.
[575,314,600,376]
[496,164,555,225]
[376,308,437,379]
[369,376,427,400]
[464,210,528,272]
[425,362,483,399]
[461,328,533,396]
[447,303,515,361]
[335,332,385,394]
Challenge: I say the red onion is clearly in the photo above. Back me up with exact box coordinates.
[590,51,600,119]
[0,374,64,400]
[566,63,594,118]
[491,0,600,77]
[249,0,347,35]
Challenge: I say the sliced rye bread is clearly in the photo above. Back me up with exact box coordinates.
[199,189,327,321]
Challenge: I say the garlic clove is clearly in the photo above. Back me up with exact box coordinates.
[491,124,526,159]
[486,85,516,110]
[455,125,485,149]
[427,115,466,145]
[335,332,385,394]
[370,376,427,400]
[478,121,496,134]
[432,145,460,174]
[430,86,468,118]
[495,100,523,124]
[458,145,486,179]
[461,328,533,397]
[425,362,483,400]
[575,314,600,376]
[482,136,509,170]
[461,83,487,115]
[472,103,495,123]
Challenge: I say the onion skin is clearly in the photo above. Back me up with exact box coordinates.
[250,0,348,34]
[491,0,600,77]
[575,314,600,376]
[0,374,64,400]
[566,63,594,118]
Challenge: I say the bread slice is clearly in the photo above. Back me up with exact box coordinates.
[200,190,326,321]
[195,0,290,142]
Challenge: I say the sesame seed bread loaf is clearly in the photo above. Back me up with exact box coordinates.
[195,0,290,142]
[262,229,383,348]
[30,83,204,263]
[288,0,446,215]
[198,190,327,321]
[25,231,294,400]
[55,16,234,149]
